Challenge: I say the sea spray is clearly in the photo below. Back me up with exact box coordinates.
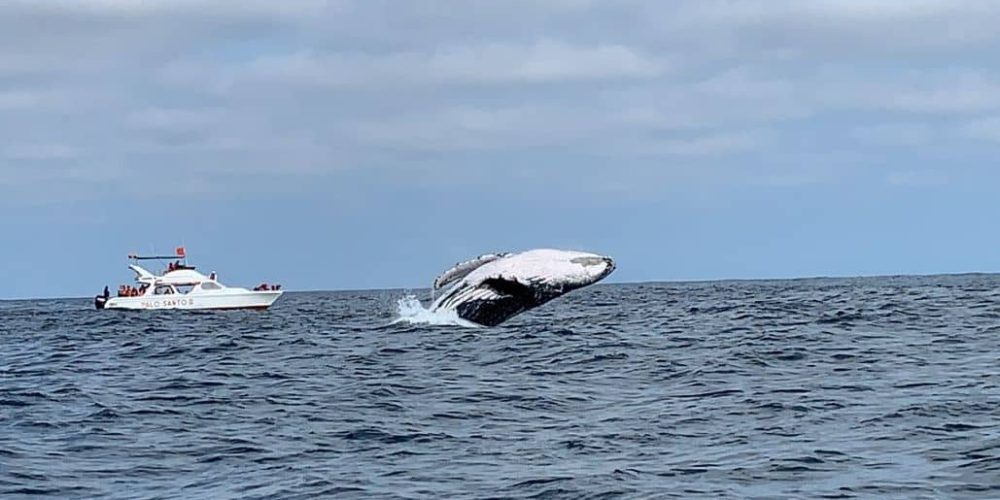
[392,295,481,327]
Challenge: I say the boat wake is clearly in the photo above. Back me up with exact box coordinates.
[392,295,481,328]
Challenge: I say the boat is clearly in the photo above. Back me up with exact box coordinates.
[94,247,283,310]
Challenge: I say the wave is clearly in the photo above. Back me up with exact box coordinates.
[392,295,481,328]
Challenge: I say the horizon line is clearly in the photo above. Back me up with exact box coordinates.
[3,270,998,302]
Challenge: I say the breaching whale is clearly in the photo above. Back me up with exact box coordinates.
[429,249,616,326]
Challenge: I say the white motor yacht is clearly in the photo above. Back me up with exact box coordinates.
[95,249,282,310]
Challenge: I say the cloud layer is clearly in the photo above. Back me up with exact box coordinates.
[3,0,1000,202]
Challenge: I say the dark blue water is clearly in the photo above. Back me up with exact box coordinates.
[3,276,1000,498]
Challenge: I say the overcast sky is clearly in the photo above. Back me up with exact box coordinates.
[4,0,1000,298]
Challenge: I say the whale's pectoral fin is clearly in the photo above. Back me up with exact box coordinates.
[433,252,511,290]
[454,277,540,327]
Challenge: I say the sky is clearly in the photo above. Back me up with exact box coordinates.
[4,0,1000,299]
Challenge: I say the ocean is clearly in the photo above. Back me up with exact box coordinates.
[2,276,999,498]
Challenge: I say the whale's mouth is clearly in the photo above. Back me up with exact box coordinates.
[602,256,616,276]
[598,256,616,281]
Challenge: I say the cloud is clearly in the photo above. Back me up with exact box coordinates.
[127,107,223,131]
[0,89,86,111]
[959,116,1000,142]
[4,143,81,161]
[627,130,775,157]
[0,90,49,110]
[167,40,665,92]
[657,0,1000,58]
[417,40,664,84]
[870,73,1000,114]
[852,123,934,146]
[2,0,1000,204]
[352,104,612,153]
[886,170,949,186]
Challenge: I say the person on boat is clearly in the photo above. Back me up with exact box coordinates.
[103,286,110,300]
[209,271,217,281]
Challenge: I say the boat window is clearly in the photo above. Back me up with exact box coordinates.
[201,282,221,291]
[175,284,195,294]
[154,285,174,295]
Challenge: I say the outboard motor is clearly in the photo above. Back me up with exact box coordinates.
[94,286,110,310]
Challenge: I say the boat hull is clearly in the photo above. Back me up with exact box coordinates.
[101,291,282,311]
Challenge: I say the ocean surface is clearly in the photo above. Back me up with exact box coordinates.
[2,276,1000,499]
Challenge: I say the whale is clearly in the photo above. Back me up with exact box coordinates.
[429,249,616,326]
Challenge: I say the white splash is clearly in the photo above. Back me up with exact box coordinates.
[392,295,482,328]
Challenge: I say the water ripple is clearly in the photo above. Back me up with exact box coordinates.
[2,277,1000,498]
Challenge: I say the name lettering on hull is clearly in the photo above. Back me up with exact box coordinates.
[141,298,195,308]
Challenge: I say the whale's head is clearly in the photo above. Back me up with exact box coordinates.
[510,249,616,293]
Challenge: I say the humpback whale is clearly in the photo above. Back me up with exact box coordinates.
[429,249,616,326]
